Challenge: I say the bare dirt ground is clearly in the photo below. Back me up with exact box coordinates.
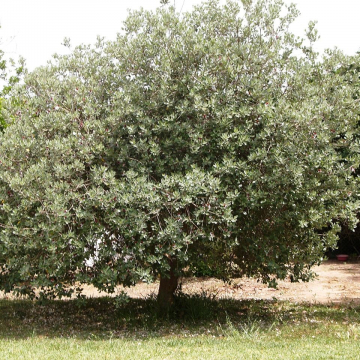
[80,260,360,305]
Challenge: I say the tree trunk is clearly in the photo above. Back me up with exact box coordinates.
[157,258,178,309]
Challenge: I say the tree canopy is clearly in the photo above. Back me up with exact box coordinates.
[0,0,359,305]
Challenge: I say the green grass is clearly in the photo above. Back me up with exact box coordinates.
[0,294,359,359]
[1,335,360,360]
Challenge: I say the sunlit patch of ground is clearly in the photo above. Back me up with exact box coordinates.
[1,260,360,304]
[81,260,360,304]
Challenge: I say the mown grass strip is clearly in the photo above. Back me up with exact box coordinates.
[0,334,360,360]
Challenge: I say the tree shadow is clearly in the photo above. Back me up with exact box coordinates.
[0,294,359,340]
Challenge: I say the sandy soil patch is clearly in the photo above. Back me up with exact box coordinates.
[2,260,359,304]
[80,260,360,305]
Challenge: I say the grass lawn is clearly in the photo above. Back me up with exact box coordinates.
[0,294,359,359]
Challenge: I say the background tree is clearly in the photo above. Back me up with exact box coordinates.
[0,27,25,132]
[0,0,359,307]
[0,30,6,132]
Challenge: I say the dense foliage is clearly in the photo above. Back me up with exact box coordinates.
[0,0,359,303]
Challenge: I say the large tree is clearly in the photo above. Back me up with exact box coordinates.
[0,0,359,306]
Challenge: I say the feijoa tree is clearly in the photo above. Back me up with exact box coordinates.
[0,0,359,306]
